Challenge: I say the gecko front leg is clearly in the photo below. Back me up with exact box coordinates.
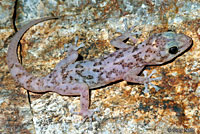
[123,68,162,93]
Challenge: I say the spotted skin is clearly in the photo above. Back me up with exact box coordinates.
[7,17,193,118]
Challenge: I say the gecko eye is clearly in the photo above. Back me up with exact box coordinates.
[169,46,178,54]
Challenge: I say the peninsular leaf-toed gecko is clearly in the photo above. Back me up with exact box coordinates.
[7,17,193,118]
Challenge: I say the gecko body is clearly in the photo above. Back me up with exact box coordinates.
[7,17,192,117]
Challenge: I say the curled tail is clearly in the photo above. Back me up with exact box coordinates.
[7,16,58,92]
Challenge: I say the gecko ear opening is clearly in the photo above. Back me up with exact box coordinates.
[169,46,178,54]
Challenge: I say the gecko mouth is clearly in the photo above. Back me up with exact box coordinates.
[178,34,193,51]
[185,36,193,46]
[179,35,193,55]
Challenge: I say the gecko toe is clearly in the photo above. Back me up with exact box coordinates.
[143,70,162,93]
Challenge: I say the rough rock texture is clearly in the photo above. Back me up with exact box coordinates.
[0,0,199,133]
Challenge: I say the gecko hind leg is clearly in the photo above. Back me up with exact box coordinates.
[54,83,99,118]
[71,85,100,118]
[55,36,85,69]
[71,83,98,118]
[110,19,141,49]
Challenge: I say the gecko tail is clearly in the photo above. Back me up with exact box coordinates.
[7,16,59,92]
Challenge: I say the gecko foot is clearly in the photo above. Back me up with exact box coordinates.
[71,108,100,129]
[70,107,100,119]
[143,69,162,93]
[63,36,85,53]
[118,18,141,43]
[71,107,101,130]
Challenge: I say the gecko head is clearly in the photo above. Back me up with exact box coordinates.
[145,31,193,65]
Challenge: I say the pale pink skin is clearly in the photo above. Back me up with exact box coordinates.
[7,17,192,117]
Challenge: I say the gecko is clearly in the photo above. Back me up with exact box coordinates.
[7,16,193,118]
